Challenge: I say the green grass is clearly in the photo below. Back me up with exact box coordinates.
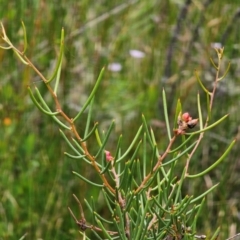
[0,0,240,239]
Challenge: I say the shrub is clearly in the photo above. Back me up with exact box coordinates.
[0,22,235,240]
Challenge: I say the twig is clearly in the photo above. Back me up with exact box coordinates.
[135,135,176,194]
[185,49,223,176]
[226,233,240,240]
[68,194,118,235]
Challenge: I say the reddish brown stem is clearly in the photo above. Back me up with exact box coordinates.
[135,135,176,194]
[22,54,115,194]
[185,50,222,176]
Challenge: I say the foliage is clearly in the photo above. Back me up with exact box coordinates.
[0,1,240,239]
[0,21,236,240]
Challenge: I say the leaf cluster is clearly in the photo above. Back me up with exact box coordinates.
[0,23,235,240]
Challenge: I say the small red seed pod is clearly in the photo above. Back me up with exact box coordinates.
[182,112,192,122]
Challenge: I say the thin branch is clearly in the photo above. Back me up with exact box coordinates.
[135,135,176,194]
[0,24,115,194]
[68,194,118,235]
[185,49,223,176]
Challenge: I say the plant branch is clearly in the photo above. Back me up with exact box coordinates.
[0,24,115,194]
[185,48,225,176]
[134,135,176,194]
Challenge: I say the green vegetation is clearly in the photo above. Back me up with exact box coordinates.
[0,1,239,239]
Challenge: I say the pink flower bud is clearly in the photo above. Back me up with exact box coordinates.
[182,112,191,122]
[105,151,114,162]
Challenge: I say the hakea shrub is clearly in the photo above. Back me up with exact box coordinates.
[0,22,236,240]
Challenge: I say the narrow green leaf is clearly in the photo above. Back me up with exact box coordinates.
[64,152,85,159]
[113,134,122,164]
[71,138,86,154]
[113,217,126,240]
[124,191,135,213]
[134,200,150,240]
[166,160,176,195]
[174,167,186,204]
[114,203,128,240]
[187,139,235,178]
[100,160,111,174]
[13,49,29,65]
[175,196,193,217]
[214,47,224,60]
[34,87,70,129]
[159,165,170,184]
[206,92,211,121]
[174,99,182,129]
[79,232,91,240]
[130,141,142,164]
[74,67,105,122]
[169,135,194,153]
[47,28,64,84]
[210,227,220,240]
[91,195,96,213]
[162,141,197,167]
[209,57,218,70]
[185,114,229,135]
[95,219,112,240]
[186,204,198,223]
[0,45,12,50]
[49,116,71,130]
[81,122,98,142]
[142,132,147,179]
[120,164,133,192]
[136,159,143,184]
[195,70,211,95]
[162,88,171,140]
[102,189,114,214]
[21,21,27,54]
[191,198,205,232]
[197,93,203,130]
[53,54,62,94]
[71,138,102,167]
[94,211,113,224]
[152,197,171,214]
[150,144,157,174]
[217,61,231,81]
[0,22,9,42]
[95,120,115,158]
[19,233,28,240]
[34,87,50,108]
[150,128,157,145]
[129,208,137,226]
[84,97,95,138]
[28,87,60,116]
[90,230,103,240]
[116,125,143,163]
[142,114,154,148]
[190,183,219,204]
[156,173,162,202]
[83,198,94,222]
[59,130,81,155]
[95,128,102,146]
[73,171,103,188]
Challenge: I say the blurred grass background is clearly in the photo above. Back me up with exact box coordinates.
[0,0,240,239]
